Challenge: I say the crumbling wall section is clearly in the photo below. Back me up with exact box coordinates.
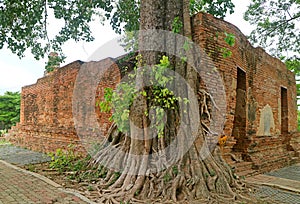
[9,59,121,154]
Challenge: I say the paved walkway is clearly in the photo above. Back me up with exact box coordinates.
[0,145,50,165]
[0,142,299,203]
[246,163,300,204]
[0,160,93,204]
[0,144,95,204]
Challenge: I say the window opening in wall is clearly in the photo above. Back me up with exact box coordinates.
[281,87,288,135]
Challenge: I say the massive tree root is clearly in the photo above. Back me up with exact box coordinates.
[91,90,250,204]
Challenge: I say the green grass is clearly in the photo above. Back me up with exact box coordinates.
[0,139,10,145]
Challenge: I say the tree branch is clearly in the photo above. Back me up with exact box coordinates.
[44,0,50,54]
[263,13,300,37]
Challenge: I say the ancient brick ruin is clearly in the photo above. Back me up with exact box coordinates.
[9,59,121,154]
[9,12,300,175]
[193,13,299,175]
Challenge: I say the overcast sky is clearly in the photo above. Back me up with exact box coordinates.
[0,0,253,95]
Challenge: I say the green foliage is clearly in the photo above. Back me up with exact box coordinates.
[97,87,113,113]
[172,17,183,34]
[0,129,7,137]
[48,144,81,173]
[45,53,65,73]
[221,48,232,58]
[245,0,300,59]
[210,170,216,177]
[48,145,108,182]
[87,185,94,191]
[285,58,300,99]
[0,92,20,130]
[109,171,121,185]
[0,0,113,59]
[0,0,235,59]
[111,0,235,34]
[189,0,235,17]
[134,190,140,196]
[224,32,235,47]
[163,173,171,182]
[0,138,10,145]
[285,58,300,73]
[119,31,139,53]
[98,55,187,138]
[172,166,179,175]
[110,0,140,34]
[221,32,235,58]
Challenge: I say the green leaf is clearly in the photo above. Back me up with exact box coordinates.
[224,32,235,47]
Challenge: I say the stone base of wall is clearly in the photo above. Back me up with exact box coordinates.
[223,134,300,176]
[8,124,86,154]
[290,132,300,153]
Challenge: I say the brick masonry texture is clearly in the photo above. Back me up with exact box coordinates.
[192,13,299,173]
[8,12,299,174]
[9,59,120,154]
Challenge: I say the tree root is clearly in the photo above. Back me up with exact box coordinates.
[91,90,252,203]
[92,141,251,204]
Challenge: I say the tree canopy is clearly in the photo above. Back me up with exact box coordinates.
[0,91,20,130]
[0,0,234,60]
[285,58,300,106]
[244,0,300,60]
[245,0,300,109]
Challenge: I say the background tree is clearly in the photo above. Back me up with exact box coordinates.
[0,92,20,130]
[285,59,300,107]
[0,0,113,59]
[244,0,300,60]
[111,0,235,34]
[0,0,234,60]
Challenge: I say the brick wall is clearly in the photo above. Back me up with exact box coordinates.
[192,12,298,173]
[9,59,120,154]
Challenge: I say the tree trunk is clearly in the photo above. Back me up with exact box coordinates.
[93,1,248,203]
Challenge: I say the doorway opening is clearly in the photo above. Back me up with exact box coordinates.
[232,68,247,158]
[281,87,288,135]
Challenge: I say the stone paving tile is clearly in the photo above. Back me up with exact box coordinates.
[246,174,300,193]
[265,163,300,182]
[254,186,300,204]
[0,145,50,165]
[0,161,92,204]
[246,163,300,204]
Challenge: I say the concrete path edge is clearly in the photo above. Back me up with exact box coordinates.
[246,174,300,194]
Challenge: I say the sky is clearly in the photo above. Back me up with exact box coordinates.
[0,0,253,95]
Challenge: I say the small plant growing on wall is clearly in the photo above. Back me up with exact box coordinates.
[45,52,64,73]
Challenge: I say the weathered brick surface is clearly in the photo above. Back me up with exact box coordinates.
[192,12,298,173]
[8,12,299,174]
[9,59,120,154]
